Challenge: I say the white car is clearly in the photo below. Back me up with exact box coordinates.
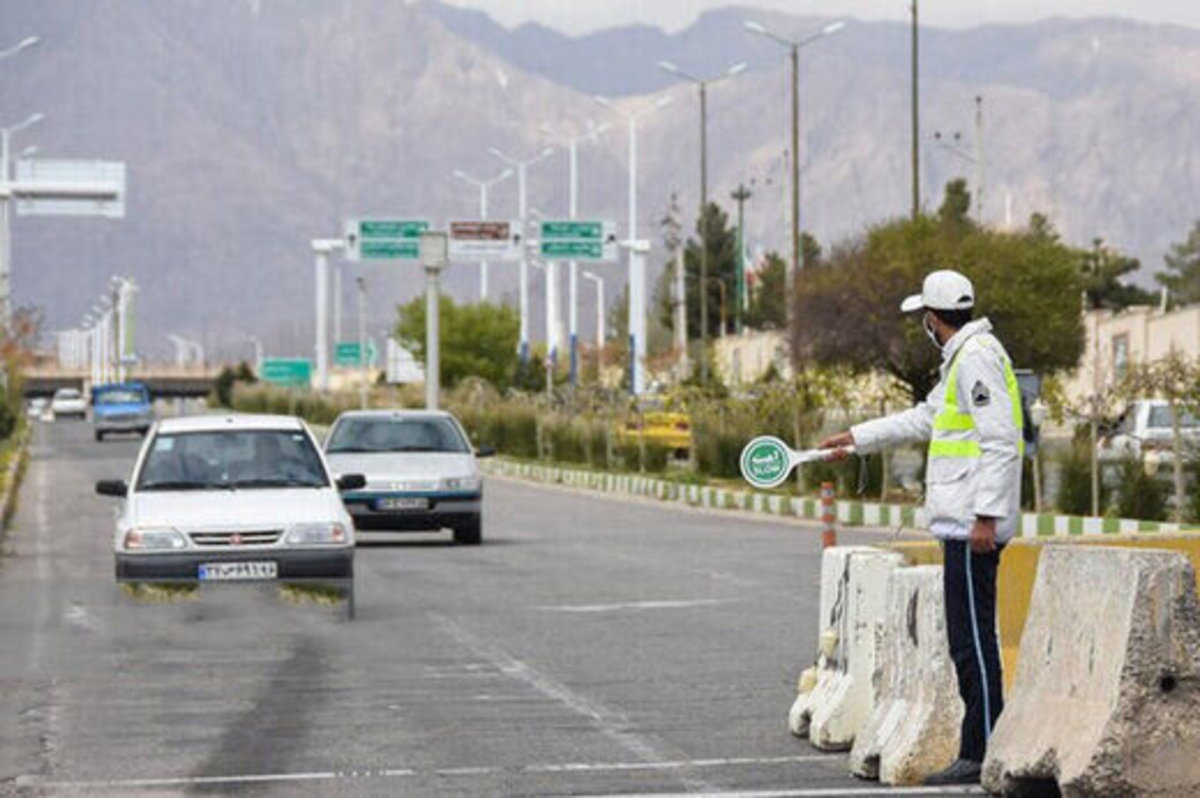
[1100,399,1200,462]
[26,398,47,419]
[50,388,88,419]
[95,414,366,615]
[324,410,492,545]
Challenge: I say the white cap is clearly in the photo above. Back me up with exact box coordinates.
[900,269,975,313]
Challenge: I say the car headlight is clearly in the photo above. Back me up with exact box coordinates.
[284,523,348,546]
[123,528,187,551]
[441,476,481,492]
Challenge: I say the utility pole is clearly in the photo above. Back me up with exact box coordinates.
[356,276,367,410]
[974,94,985,223]
[731,184,752,334]
[911,0,921,220]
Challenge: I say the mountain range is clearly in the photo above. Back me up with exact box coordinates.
[1,0,1197,359]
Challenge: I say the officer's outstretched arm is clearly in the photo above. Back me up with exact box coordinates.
[849,400,936,454]
[959,352,1021,519]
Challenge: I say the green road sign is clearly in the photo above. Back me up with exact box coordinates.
[541,241,604,259]
[538,220,617,262]
[334,341,378,367]
[739,435,793,490]
[261,358,312,388]
[541,221,603,240]
[344,219,428,261]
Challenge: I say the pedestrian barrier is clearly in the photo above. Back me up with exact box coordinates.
[982,546,1200,796]
[788,546,905,751]
[848,566,962,785]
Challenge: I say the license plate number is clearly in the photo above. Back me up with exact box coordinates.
[198,561,278,581]
[378,497,429,511]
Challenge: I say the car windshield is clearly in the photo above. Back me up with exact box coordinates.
[56,390,80,400]
[326,417,469,454]
[1147,405,1200,430]
[96,389,147,405]
[137,429,329,490]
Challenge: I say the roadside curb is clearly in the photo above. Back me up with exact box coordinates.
[480,458,1184,538]
[0,423,31,532]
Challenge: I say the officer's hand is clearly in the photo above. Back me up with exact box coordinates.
[818,431,854,461]
[970,517,998,554]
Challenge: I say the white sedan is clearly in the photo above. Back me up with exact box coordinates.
[50,388,88,419]
[95,414,366,616]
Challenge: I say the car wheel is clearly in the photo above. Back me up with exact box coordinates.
[453,516,482,546]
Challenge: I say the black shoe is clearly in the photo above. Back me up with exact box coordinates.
[924,758,982,786]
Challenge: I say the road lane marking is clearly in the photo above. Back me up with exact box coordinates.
[583,789,984,797]
[534,599,732,613]
[20,754,838,791]
[432,613,717,793]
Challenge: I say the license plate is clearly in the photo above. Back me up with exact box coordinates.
[198,561,278,581]
[378,497,429,511]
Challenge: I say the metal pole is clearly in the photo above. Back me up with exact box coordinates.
[974,94,984,223]
[426,263,441,410]
[0,127,10,330]
[699,81,709,381]
[628,116,645,395]
[910,0,921,220]
[357,277,368,410]
[674,239,687,366]
[732,184,751,335]
[518,163,529,363]
[568,139,579,386]
[790,43,800,364]
[546,258,559,371]
[333,266,342,343]
[479,182,489,301]
[314,247,329,391]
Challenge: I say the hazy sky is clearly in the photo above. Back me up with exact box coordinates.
[441,1,1200,34]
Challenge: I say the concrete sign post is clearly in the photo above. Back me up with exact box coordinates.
[420,231,448,411]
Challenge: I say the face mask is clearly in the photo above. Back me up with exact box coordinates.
[923,313,943,350]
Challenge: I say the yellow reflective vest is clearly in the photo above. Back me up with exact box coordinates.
[851,318,1024,543]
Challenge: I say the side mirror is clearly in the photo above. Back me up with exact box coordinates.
[95,479,128,498]
[336,473,367,491]
[475,445,497,459]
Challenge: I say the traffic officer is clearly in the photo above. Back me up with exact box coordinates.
[819,269,1023,786]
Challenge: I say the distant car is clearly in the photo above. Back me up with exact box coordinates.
[1099,399,1200,462]
[50,388,88,419]
[26,398,47,419]
[92,382,154,441]
[324,410,492,545]
[95,414,365,615]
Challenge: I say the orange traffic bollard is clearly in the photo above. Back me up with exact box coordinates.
[820,481,837,548]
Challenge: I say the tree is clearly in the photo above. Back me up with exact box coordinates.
[745,251,786,330]
[1081,238,1155,310]
[395,297,519,391]
[938,178,975,238]
[656,202,738,340]
[1157,219,1200,305]
[794,182,1086,403]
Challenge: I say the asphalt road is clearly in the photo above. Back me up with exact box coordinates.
[0,420,975,797]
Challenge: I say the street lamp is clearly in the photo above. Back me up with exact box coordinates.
[657,59,746,382]
[743,18,844,364]
[540,120,610,387]
[487,145,556,364]
[594,93,673,395]
[453,166,513,300]
[583,271,605,375]
[0,36,38,61]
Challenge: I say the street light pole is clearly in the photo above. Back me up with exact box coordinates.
[730,183,752,334]
[453,167,513,300]
[594,95,672,396]
[911,0,921,220]
[0,111,45,329]
[744,19,845,364]
[356,276,368,410]
[488,146,555,365]
[658,61,747,383]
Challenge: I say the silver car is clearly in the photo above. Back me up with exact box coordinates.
[324,410,492,545]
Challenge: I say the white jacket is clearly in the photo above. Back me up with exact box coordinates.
[850,318,1023,543]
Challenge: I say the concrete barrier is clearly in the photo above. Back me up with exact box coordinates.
[788,546,904,751]
[849,565,962,785]
[982,547,1200,796]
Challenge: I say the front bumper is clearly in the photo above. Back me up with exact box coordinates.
[95,419,152,433]
[341,490,481,532]
[114,548,354,584]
